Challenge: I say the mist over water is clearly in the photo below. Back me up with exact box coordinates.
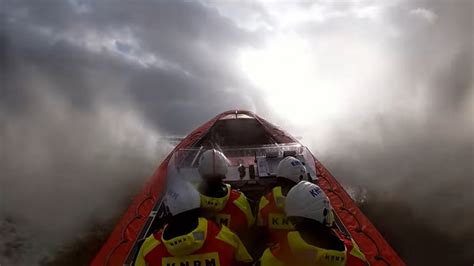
[312,114,473,265]
[1,85,170,264]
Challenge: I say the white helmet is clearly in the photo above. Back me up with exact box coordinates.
[285,181,335,227]
[198,149,229,178]
[165,180,200,216]
[276,156,307,183]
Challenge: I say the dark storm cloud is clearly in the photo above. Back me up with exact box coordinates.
[128,67,257,134]
[3,0,266,134]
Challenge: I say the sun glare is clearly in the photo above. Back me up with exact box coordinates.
[239,35,348,126]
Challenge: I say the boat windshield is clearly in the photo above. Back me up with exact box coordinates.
[167,143,318,185]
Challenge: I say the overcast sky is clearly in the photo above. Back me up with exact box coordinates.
[1,0,473,265]
[3,0,472,133]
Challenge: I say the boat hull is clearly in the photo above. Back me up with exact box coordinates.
[92,110,405,266]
